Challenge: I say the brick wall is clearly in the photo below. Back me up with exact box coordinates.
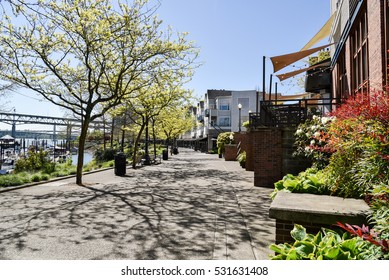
[250,128,310,188]
[275,219,334,244]
[367,0,385,89]
[224,144,238,161]
[281,128,311,175]
[233,133,249,154]
[233,132,254,170]
[252,128,283,187]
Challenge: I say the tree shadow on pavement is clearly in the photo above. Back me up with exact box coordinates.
[0,152,274,260]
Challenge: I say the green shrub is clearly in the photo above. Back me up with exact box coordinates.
[326,118,389,198]
[237,151,246,168]
[31,174,41,182]
[271,168,330,199]
[14,148,52,173]
[101,160,114,168]
[217,132,234,154]
[83,167,91,172]
[270,224,380,260]
[293,115,334,169]
[0,173,31,187]
[367,184,389,241]
[94,147,120,162]
[40,174,50,181]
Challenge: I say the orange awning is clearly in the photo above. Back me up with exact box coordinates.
[270,43,333,73]
[275,62,328,81]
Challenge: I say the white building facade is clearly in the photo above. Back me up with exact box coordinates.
[192,89,261,151]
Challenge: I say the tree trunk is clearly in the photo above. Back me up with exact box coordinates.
[152,120,157,159]
[132,123,146,169]
[110,117,114,148]
[103,115,106,151]
[76,116,90,185]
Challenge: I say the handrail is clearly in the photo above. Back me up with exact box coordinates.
[249,97,342,128]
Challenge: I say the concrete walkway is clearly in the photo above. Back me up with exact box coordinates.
[0,148,275,260]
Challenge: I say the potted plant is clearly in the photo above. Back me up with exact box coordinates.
[217,132,234,158]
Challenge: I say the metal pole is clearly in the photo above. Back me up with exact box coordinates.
[269,74,273,98]
[238,107,241,133]
[262,56,266,103]
[275,82,278,105]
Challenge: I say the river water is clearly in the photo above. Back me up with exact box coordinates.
[71,152,93,165]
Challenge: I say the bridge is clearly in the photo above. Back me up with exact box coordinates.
[0,130,77,140]
[0,112,105,139]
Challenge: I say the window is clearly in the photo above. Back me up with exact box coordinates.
[218,99,230,111]
[350,4,369,94]
[335,50,349,100]
[219,117,230,127]
[237,98,249,109]
[208,99,216,109]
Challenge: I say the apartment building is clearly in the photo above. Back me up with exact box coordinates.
[330,0,389,99]
[193,89,261,151]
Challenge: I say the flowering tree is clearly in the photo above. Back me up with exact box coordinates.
[0,0,198,185]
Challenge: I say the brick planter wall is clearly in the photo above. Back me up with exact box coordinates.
[224,144,238,161]
[250,127,311,187]
[270,192,371,244]
[233,133,253,170]
[252,128,283,187]
[245,132,254,171]
[281,128,312,175]
[275,219,331,244]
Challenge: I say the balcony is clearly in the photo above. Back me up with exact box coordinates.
[250,97,341,128]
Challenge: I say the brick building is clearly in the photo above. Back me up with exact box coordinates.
[330,0,389,99]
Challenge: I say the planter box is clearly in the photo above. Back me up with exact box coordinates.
[224,144,238,161]
[269,192,371,244]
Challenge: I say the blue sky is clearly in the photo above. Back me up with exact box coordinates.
[1,0,330,130]
[156,0,331,98]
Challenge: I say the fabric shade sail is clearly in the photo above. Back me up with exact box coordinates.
[263,92,311,101]
[275,62,328,81]
[300,13,336,51]
[270,43,333,73]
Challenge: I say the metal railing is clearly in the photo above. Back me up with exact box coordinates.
[249,97,341,128]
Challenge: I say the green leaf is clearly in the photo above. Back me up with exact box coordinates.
[283,178,300,189]
[336,249,354,260]
[294,241,315,258]
[286,249,300,260]
[269,244,282,254]
[313,231,323,244]
[341,238,358,253]
[274,179,285,190]
[291,224,307,241]
[324,247,340,259]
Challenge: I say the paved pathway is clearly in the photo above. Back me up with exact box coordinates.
[0,148,275,260]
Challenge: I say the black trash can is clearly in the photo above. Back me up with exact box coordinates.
[162,149,168,160]
[114,152,126,176]
[173,147,178,155]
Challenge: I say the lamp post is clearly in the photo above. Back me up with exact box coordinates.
[238,103,242,133]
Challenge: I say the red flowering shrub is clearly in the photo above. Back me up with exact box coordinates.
[325,89,389,198]
[329,90,389,126]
